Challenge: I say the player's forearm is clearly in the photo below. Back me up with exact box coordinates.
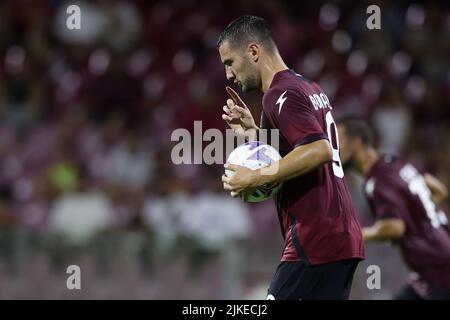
[425,174,448,204]
[363,226,397,242]
[362,219,406,242]
[257,139,332,185]
[362,226,384,242]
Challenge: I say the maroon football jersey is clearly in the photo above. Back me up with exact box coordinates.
[261,69,365,265]
[365,155,450,290]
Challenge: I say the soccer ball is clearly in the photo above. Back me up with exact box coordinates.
[225,141,282,202]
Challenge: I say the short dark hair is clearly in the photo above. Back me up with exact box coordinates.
[337,117,374,147]
[217,15,277,52]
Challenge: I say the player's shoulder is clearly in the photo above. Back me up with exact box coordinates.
[263,70,328,114]
[263,85,309,117]
[379,154,410,173]
[264,78,307,109]
[366,155,397,178]
[266,70,307,94]
[266,80,299,98]
[366,155,406,194]
[373,155,403,173]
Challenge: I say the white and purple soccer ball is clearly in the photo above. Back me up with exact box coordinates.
[225,141,282,202]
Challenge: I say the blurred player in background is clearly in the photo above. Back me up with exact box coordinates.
[337,118,450,300]
[217,15,364,300]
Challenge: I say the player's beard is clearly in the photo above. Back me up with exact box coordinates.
[239,59,261,92]
[241,73,261,92]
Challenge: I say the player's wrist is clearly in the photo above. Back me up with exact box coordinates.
[252,169,265,187]
[245,127,259,141]
[257,167,276,186]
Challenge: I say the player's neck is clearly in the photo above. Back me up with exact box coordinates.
[358,148,379,176]
[261,53,288,93]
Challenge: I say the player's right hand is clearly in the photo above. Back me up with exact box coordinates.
[223,86,258,138]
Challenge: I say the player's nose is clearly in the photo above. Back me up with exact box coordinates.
[226,68,235,81]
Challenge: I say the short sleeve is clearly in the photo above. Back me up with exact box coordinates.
[371,179,407,221]
[276,89,327,148]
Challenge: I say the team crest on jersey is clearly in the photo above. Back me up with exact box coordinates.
[276,91,288,114]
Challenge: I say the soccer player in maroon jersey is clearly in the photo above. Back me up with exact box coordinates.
[337,117,450,299]
[217,15,364,300]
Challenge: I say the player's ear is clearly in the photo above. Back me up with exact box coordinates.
[247,43,260,63]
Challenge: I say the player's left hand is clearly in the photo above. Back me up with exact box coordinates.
[222,164,261,197]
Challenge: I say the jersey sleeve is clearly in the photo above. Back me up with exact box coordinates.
[371,178,408,221]
[274,89,327,148]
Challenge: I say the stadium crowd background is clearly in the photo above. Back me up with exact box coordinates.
[0,0,448,299]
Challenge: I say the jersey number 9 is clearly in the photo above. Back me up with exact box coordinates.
[325,111,344,178]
